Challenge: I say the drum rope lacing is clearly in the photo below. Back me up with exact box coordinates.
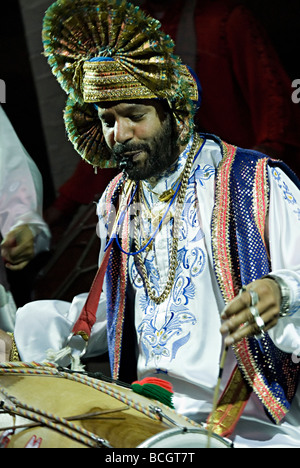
[0,387,112,448]
[0,362,199,447]
[0,362,198,425]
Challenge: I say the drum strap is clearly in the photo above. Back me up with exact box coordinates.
[207,365,251,438]
[72,242,113,340]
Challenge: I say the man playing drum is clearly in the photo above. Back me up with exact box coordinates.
[1,0,300,448]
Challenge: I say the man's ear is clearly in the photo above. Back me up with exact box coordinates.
[176,115,191,145]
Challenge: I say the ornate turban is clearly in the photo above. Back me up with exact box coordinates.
[43,0,201,168]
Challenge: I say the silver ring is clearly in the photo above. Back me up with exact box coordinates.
[249,289,259,307]
[249,308,265,339]
[249,306,265,338]
[250,306,260,320]
[254,319,265,339]
[255,315,265,331]
[239,286,247,297]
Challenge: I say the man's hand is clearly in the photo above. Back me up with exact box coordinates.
[220,278,281,346]
[1,225,35,270]
[0,330,12,361]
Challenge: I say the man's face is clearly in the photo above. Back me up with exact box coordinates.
[97,100,180,180]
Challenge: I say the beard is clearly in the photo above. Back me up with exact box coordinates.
[111,114,180,181]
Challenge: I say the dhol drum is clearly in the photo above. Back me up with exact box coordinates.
[0,363,206,449]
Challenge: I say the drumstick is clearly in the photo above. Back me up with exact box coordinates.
[68,406,130,421]
[206,346,228,448]
[0,406,130,432]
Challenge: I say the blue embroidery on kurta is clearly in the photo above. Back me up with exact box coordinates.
[133,164,213,366]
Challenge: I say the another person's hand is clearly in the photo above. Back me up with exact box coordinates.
[0,330,12,361]
[1,225,35,270]
[220,278,281,346]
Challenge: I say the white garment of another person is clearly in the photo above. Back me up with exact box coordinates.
[0,106,50,331]
[15,137,300,447]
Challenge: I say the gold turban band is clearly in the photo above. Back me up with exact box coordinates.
[82,59,159,103]
[43,0,201,168]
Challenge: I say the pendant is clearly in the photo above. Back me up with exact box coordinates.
[158,188,175,203]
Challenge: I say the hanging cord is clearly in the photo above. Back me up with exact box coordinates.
[105,135,206,257]
[104,181,138,252]
[117,178,181,256]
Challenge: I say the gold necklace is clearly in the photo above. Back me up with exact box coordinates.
[143,175,182,203]
[134,134,203,304]
[139,184,174,233]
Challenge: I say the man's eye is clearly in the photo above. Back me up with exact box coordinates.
[101,119,114,128]
[131,114,145,122]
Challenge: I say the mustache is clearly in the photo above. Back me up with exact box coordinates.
[113,142,149,158]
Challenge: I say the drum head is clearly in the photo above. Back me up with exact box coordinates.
[138,427,234,448]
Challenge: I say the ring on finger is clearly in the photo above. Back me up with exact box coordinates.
[255,315,265,331]
[249,289,259,307]
[250,306,265,338]
[250,306,260,320]
[254,315,265,339]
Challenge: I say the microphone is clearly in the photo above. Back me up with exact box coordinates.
[119,156,134,173]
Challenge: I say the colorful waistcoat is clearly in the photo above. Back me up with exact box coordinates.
[212,139,300,424]
[102,135,300,423]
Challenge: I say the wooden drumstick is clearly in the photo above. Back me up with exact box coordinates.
[0,406,130,432]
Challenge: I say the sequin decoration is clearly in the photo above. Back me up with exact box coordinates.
[212,142,300,424]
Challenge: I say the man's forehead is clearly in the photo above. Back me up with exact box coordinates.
[96,99,168,118]
[97,99,155,111]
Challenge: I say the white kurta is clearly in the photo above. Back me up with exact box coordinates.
[0,106,51,331]
[15,136,300,447]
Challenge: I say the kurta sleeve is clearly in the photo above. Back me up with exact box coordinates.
[0,106,50,253]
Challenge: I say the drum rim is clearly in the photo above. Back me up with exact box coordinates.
[137,427,234,448]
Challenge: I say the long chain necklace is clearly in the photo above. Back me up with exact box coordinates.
[135,134,205,304]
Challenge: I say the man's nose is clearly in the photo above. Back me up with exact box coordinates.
[114,118,133,144]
